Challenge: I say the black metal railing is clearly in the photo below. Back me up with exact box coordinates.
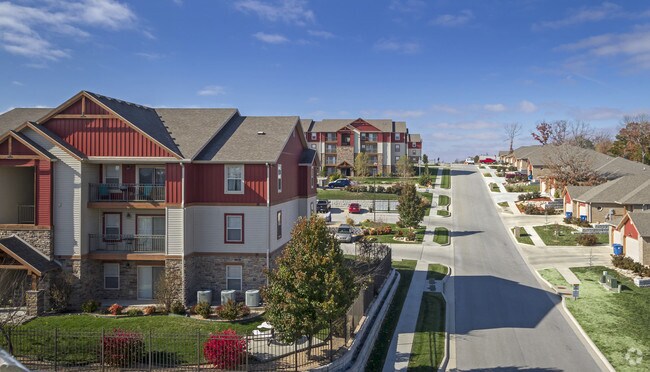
[89,183,165,203]
[17,205,34,224]
[89,234,165,253]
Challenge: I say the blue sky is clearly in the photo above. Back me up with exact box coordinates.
[2,0,650,161]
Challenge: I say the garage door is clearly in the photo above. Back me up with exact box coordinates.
[625,236,641,262]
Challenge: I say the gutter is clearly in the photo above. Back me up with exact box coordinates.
[266,162,271,285]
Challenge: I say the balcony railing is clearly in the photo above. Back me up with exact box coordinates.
[89,234,165,253]
[89,183,165,203]
[18,205,34,224]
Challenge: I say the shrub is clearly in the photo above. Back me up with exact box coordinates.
[611,255,650,276]
[382,225,392,235]
[346,217,355,226]
[203,329,247,370]
[108,303,123,316]
[102,329,145,367]
[395,230,404,237]
[329,173,341,182]
[215,300,250,321]
[523,204,544,215]
[170,300,186,315]
[576,234,598,246]
[81,299,100,313]
[406,230,416,241]
[143,306,156,315]
[49,271,75,312]
[126,308,143,317]
[195,301,212,319]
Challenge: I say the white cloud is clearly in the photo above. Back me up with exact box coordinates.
[533,3,623,30]
[11,81,23,86]
[307,30,334,39]
[483,103,507,112]
[431,10,474,27]
[389,0,426,13]
[431,104,460,114]
[197,85,226,96]
[519,100,537,113]
[253,32,289,44]
[234,0,314,26]
[0,0,138,61]
[383,110,425,118]
[135,52,163,60]
[374,38,420,54]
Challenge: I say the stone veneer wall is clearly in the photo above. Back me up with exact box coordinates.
[0,229,53,258]
[165,258,185,304]
[337,145,355,171]
[57,258,102,308]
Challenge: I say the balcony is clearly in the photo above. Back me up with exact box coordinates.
[89,234,165,253]
[89,184,165,203]
[17,205,34,224]
[325,134,337,142]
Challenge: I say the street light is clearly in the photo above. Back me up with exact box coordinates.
[373,162,378,222]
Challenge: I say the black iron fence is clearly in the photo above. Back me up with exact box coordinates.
[89,234,166,253]
[89,183,165,203]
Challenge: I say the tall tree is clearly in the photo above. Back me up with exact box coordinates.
[263,216,357,358]
[544,145,604,189]
[531,122,552,145]
[353,152,371,177]
[397,183,427,228]
[396,156,414,178]
[611,115,650,164]
[504,123,522,152]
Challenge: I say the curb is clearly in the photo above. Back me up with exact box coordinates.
[438,266,452,372]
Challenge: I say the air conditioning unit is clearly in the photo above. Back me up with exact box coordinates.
[197,290,212,305]
[220,290,236,304]
[245,289,260,307]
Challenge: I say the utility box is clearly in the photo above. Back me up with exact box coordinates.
[197,290,212,305]
[246,289,260,307]
[221,290,236,304]
[609,277,618,289]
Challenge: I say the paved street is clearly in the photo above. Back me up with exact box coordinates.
[450,165,607,371]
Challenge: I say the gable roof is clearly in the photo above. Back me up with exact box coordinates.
[309,119,406,133]
[299,148,318,165]
[0,108,52,136]
[621,212,650,237]
[0,131,57,160]
[196,116,300,163]
[574,175,650,203]
[0,236,60,275]
[408,133,421,142]
[565,185,593,201]
[300,119,314,133]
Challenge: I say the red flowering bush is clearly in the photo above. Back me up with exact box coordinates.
[102,329,144,367]
[108,303,123,315]
[203,329,247,369]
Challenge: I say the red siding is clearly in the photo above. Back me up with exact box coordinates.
[352,123,381,132]
[185,163,267,204]
[35,160,52,227]
[0,137,38,156]
[166,163,183,204]
[298,165,318,198]
[565,193,572,204]
[271,128,303,204]
[383,133,392,142]
[43,118,174,157]
[625,219,639,240]
[407,142,422,149]
[85,99,109,115]
[60,99,83,115]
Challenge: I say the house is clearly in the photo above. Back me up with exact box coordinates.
[613,212,650,266]
[563,185,593,219]
[0,91,319,312]
[301,118,422,176]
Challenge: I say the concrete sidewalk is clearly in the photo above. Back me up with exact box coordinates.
[557,267,581,285]
[524,225,546,246]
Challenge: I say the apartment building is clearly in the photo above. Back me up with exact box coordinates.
[300,118,422,176]
[0,91,318,310]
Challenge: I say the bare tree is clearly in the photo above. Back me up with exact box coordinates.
[504,123,522,152]
[154,273,177,314]
[544,145,604,189]
[0,269,32,355]
[532,120,596,149]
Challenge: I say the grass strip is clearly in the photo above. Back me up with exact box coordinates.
[533,225,608,246]
[427,263,448,281]
[440,168,451,189]
[365,260,418,372]
[489,183,500,192]
[497,201,509,207]
[408,292,446,371]
[483,172,492,177]
[512,227,534,245]
[438,195,450,206]
[437,210,450,217]
[433,227,449,245]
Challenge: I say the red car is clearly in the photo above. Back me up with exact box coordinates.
[348,203,361,214]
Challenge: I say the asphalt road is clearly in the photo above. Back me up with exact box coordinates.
[451,165,607,371]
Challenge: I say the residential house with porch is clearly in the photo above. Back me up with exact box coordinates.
[300,118,422,176]
[0,91,318,312]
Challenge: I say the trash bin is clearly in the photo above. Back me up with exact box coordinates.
[580,215,587,221]
[565,212,573,219]
[613,244,623,256]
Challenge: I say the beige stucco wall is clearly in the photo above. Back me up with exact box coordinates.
[0,167,34,224]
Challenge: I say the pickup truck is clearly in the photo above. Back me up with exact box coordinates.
[316,199,331,213]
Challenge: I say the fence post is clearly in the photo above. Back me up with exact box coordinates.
[148,329,152,371]
[294,341,298,371]
[197,330,201,371]
[101,328,105,372]
[54,328,58,372]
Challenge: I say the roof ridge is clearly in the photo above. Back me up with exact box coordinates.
[85,91,154,111]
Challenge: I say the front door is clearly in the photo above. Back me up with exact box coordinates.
[137,266,164,299]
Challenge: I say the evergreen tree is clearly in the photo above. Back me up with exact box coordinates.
[397,183,427,228]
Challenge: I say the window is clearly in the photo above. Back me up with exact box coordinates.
[225,214,243,243]
[412,142,417,148]
[311,167,315,189]
[277,210,282,239]
[310,202,314,213]
[310,144,316,149]
[226,265,242,291]
[311,132,317,140]
[104,263,120,289]
[395,144,400,152]
[412,150,417,155]
[368,133,378,142]
[104,165,121,185]
[395,156,400,162]
[277,164,283,193]
[104,213,121,239]
[225,165,244,193]
[138,167,165,185]
[395,133,401,141]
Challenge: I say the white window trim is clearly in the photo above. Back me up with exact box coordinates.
[103,164,122,185]
[277,210,282,240]
[136,165,166,185]
[226,265,243,291]
[277,164,283,193]
[395,133,401,141]
[104,263,120,290]
[311,132,317,140]
[225,214,244,243]
[225,164,245,194]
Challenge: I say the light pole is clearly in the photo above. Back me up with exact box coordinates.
[373,162,378,222]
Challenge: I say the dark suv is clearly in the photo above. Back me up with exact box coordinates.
[316,200,331,213]
[327,179,351,188]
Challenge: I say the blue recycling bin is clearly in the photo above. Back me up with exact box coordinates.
[580,215,587,221]
[565,212,573,219]
[613,244,623,256]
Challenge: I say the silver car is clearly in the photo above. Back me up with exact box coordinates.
[335,224,353,243]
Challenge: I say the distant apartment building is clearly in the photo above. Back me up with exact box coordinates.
[300,118,422,176]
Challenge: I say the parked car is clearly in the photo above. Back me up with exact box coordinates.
[318,211,332,222]
[348,203,361,214]
[465,158,475,164]
[335,224,353,242]
[328,179,351,188]
[316,199,331,212]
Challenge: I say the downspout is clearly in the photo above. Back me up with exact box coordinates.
[266,162,271,285]
[180,162,186,303]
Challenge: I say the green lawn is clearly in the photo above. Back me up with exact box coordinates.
[366,260,418,372]
[483,172,491,177]
[539,266,650,371]
[505,184,539,193]
[512,227,534,245]
[427,263,449,281]
[497,201,509,207]
[408,293,446,371]
[361,222,426,244]
[437,209,450,217]
[490,183,500,192]
[438,195,450,206]
[433,227,449,245]
[440,168,451,189]
[533,225,609,246]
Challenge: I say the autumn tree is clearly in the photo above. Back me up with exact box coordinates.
[532,120,597,149]
[396,156,414,178]
[397,183,427,228]
[531,122,552,145]
[263,216,357,358]
[504,123,522,152]
[610,115,650,163]
[353,152,371,177]
[544,145,604,189]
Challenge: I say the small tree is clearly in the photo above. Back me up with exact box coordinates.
[0,269,32,355]
[397,183,427,228]
[354,152,371,177]
[263,215,357,358]
[422,154,429,175]
[154,272,177,314]
[396,156,414,178]
[504,122,522,152]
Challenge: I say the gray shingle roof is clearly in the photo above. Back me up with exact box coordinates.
[196,116,300,163]
[155,108,238,160]
[0,108,52,136]
[309,119,405,133]
[300,119,314,133]
[408,133,421,142]
[565,185,593,201]
[575,175,650,203]
[0,236,60,275]
[626,212,650,237]
[617,179,650,204]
